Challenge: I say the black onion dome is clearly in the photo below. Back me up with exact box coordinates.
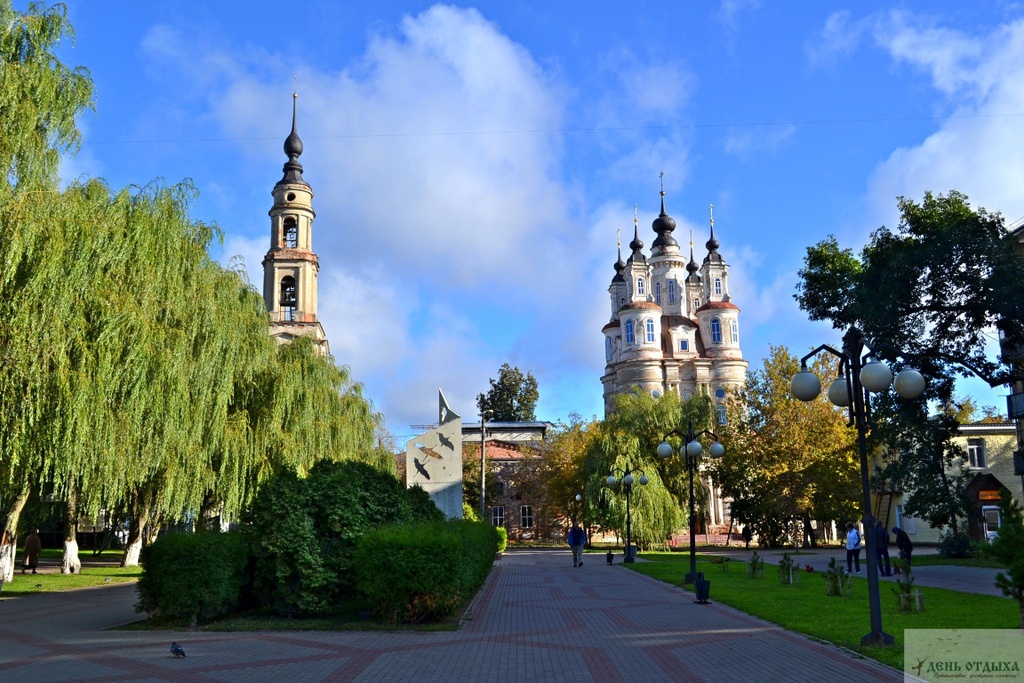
[279,93,306,185]
[627,221,646,263]
[686,244,699,275]
[612,246,626,282]
[651,192,679,249]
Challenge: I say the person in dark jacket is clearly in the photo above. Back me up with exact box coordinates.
[874,520,891,576]
[568,523,586,568]
[892,526,913,567]
[22,529,41,574]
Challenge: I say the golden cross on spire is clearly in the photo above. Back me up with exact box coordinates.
[659,171,665,194]
[709,203,714,230]
[633,203,639,228]
[689,229,694,250]
[617,227,621,248]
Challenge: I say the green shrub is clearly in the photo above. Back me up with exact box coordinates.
[355,520,499,623]
[246,468,333,617]
[406,485,445,522]
[462,502,480,522]
[135,530,249,626]
[937,531,973,559]
[246,461,414,617]
[495,525,508,553]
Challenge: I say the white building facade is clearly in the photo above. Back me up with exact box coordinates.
[601,192,747,416]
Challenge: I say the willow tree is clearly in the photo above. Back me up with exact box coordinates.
[582,390,715,548]
[0,0,93,579]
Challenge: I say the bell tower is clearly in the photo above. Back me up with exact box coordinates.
[262,93,328,353]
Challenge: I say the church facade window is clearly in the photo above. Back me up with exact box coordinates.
[693,297,700,313]
[625,319,635,344]
[717,404,728,425]
[645,318,656,343]
[605,337,612,361]
[679,339,688,351]
[731,319,739,343]
[668,280,676,303]
[714,277,722,296]
[655,281,662,304]
[710,318,722,343]
[637,278,645,295]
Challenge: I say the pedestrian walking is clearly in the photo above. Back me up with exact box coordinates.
[874,520,891,576]
[892,526,913,568]
[568,523,586,568]
[22,529,42,574]
[845,522,862,574]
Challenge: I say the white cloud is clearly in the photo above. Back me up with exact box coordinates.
[805,11,868,67]
[866,15,1024,227]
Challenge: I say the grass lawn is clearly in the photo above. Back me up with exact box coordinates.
[0,566,141,597]
[908,554,1006,569]
[629,552,1019,671]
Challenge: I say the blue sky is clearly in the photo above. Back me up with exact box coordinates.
[53,1,1023,440]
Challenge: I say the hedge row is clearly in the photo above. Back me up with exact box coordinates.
[354,520,500,624]
[135,530,249,626]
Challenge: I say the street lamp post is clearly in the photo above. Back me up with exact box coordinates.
[607,467,648,563]
[657,423,725,584]
[479,409,494,522]
[790,325,926,648]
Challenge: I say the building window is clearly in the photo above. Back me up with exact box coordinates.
[279,276,297,321]
[668,280,676,303]
[710,318,722,343]
[619,297,626,308]
[730,319,739,343]
[645,318,656,343]
[966,439,987,469]
[714,277,722,296]
[717,404,727,425]
[625,319,635,344]
[655,281,662,304]
[679,339,688,352]
[605,337,612,361]
[283,216,298,248]
[637,278,645,295]
[693,297,700,312]
[491,506,505,526]
[521,505,534,529]
[495,482,505,496]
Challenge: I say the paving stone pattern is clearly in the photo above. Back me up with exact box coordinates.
[0,550,903,682]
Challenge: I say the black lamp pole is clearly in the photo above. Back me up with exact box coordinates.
[658,422,723,584]
[791,326,926,648]
[607,466,647,563]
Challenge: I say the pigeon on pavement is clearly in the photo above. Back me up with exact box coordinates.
[170,642,186,658]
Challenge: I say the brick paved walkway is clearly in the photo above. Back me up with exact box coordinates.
[0,550,901,682]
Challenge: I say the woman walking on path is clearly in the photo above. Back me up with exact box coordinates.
[22,529,42,574]
[845,522,862,575]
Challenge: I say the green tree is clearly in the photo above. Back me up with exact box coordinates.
[988,490,1024,630]
[0,0,94,194]
[476,363,539,422]
[713,347,859,548]
[795,190,1024,533]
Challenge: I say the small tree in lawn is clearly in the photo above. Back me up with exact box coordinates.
[989,490,1024,630]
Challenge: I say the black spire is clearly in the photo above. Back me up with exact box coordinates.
[703,203,723,264]
[280,93,306,185]
[612,243,626,283]
[651,179,678,250]
[627,216,646,263]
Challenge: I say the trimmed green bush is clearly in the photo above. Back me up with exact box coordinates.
[937,531,973,559]
[355,520,500,623]
[406,484,446,522]
[246,461,416,617]
[495,525,508,553]
[135,530,249,626]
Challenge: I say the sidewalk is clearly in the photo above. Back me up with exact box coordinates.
[0,549,901,682]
